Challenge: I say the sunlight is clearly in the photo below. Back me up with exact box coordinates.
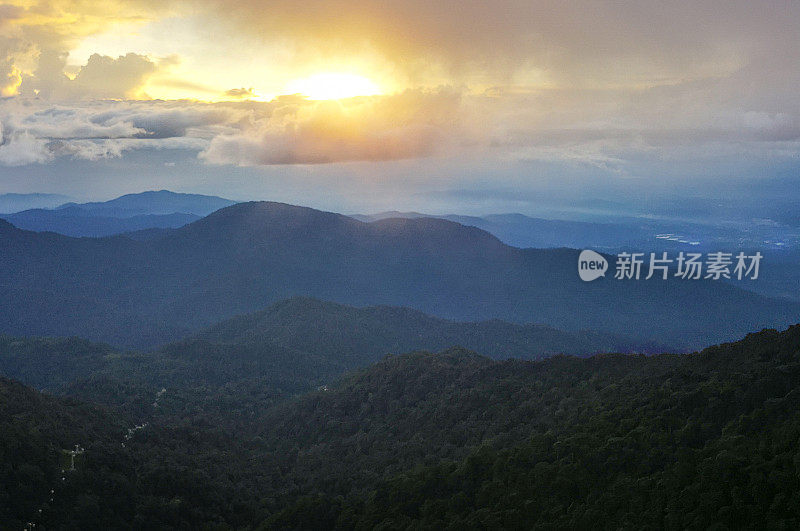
[284,73,382,100]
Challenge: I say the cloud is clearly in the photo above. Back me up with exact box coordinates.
[19,52,159,100]
[6,1,799,99]
[0,99,239,165]
[0,1,799,173]
[88,104,239,138]
[0,127,50,165]
[0,0,168,98]
[187,0,800,90]
[0,35,35,96]
[200,89,469,165]
[0,89,473,167]
[72,53,158,99]
[163,0,800,172]
[225,87,256,99]
[0,81,798,171]
[47,136,208,161]
[199,120,441,165]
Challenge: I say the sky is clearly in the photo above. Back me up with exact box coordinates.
[0,0,799,217]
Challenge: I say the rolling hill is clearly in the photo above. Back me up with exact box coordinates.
[199,296,666,358]
[0,297,664,420]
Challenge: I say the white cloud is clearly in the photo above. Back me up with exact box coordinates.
[0,80,798,172]
[0,99,233,165]
[0,127,51,166]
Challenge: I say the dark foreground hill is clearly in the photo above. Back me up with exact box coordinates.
[1,325,799,528]
[268,327,800,530]
[0,377,130,529]
[0,201,797,349]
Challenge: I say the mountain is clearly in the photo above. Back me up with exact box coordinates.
[56,190,237,217]
[354,212,800,291]
[0,297,664,421]
[1,207,199,237]
[2,323,800,528]
[0,375,259,529]
[355,210,800,253]
[0,193,71,214]
[0,190,235,237]
[0,201,797,349]
[0,376,132,529]
[354,210,649,250]
[199,297,666,359]
[256,325,800,529]
[0,336,118,394]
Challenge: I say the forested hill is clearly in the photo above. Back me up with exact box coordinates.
[252,325,800,528]
[0,377,130,529]
[0,297,662,415]
[1,324,799,528]
[198,297,667,359]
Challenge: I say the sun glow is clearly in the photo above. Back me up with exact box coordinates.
[284,73,382,100]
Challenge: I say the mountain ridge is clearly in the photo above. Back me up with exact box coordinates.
[0,296,666,407]
[0,193,72,214]
[0,200,797,349]
[56,189,237,217]
[0,190,234,237]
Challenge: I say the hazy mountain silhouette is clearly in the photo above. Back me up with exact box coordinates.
[354,211,650,249]
[2,207,199,237]
[0,193,72,214]
[0,201,797,349]
[0,190,235,237]
[56,190,237,217]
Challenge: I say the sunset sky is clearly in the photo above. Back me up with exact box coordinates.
[0,0,798,216]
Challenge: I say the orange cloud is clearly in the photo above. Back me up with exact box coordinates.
[200,89,470,165]
[0,0,168,96]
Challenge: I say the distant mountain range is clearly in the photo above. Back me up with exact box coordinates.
[0,193,72,214]
[55,190,237,217]
[354,210,800,253]
[0,190,236,237]
[353,211,652,250]
[0,201,796,349]
[356,210,800,303]
[2,207,201,238]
